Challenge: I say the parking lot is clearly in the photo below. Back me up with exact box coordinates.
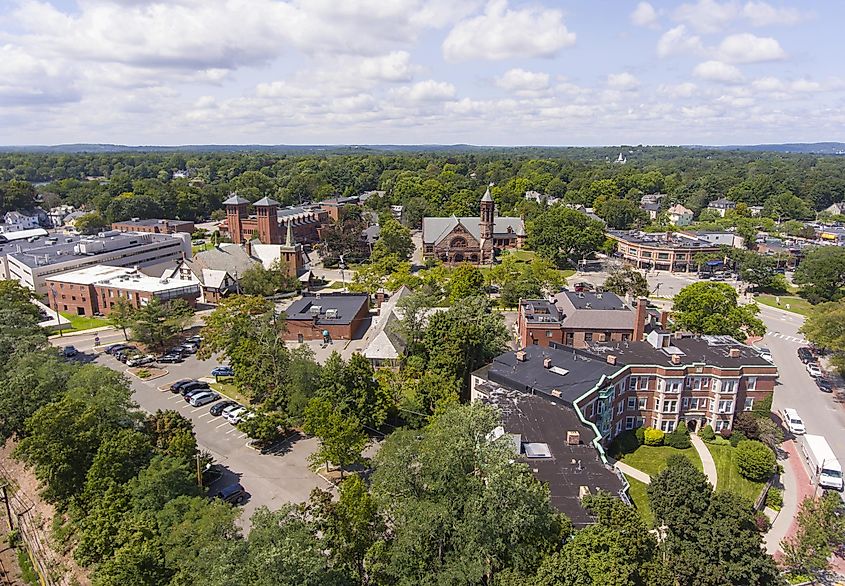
[53,330,331,530]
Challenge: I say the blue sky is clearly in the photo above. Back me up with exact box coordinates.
[0,0,842,146]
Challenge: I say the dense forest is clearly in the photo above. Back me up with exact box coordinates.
[1,148,845,229]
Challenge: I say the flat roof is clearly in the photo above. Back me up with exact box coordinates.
[6,232,182,268]
[48,265,199,294]
[586,334,774,369]
[284,293,369,326]
[609,230,720,250]
[112,218,193,227]
[480,387,625,526]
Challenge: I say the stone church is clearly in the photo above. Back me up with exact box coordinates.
[422,187,525,265]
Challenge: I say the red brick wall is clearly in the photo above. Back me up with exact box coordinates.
[283,302,370,341]
[46,280,97,316]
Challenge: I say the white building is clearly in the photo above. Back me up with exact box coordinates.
[0,211,40,234]
[2,231,192,294]
[667,204,694,227]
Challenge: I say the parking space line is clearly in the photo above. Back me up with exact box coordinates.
[191,406,206,413]
[168,394,182,401]
[225,427,238,434]
[198,413,213,419]
[215,422,229,429]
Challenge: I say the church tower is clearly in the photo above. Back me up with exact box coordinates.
[279,220,305,279]
[254,197,282,244]
[224,193,249,244]
[479,185,495,240]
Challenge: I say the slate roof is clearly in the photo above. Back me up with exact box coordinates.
[422,216,525,245]
[253,197,280,207]
[481,186,494,202]
[223,194,250,205]
[586,334,774,369]
[521,291,637,331]
[191,243,258,278]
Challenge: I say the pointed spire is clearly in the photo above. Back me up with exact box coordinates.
[481,183,494,203]
[284,220,295,247]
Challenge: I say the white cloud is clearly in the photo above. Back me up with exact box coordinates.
[673,0,739,33]
[751,76,784,92]
[495,68,550,93]
[658,82,698,98]
[742,1,805,27]
[657,25,704,58]
[442,0,576,62]
[718,33,786,64]
[790,79,821,93]
[693,60,744,83]
[0,44,80,106]
[392,80,456,102]
[607,72,640,90]
[631,2,659,28]
[358,52,415,82]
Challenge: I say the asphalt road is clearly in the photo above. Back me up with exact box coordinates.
[51,329,330,530]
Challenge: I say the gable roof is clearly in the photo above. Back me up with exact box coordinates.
[668,204,693,215]
[422,216,525,245]
[192,243,258,277]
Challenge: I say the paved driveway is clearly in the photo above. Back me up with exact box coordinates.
[51,330,331,530]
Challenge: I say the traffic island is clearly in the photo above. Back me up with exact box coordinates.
[127,366,168,381]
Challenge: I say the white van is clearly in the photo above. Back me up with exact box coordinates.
[802,435,843,491]
[780,408,805,435]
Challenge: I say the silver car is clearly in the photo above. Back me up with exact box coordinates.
[189,391,220,407]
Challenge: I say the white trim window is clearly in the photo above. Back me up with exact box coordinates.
[715,420,730,432]
[636,416,645,427]
[682,397,689,408]
[746,377,757,391]
[718,400,734,414]
[617,401,624,415]
[638,397,648,409]
[615,420,622,436]
[660,420,676,432]
[625,416,635,430]
[663,400,678,413]
[627,397,636,411]
[722,379,737,393]
[744,398,754,411]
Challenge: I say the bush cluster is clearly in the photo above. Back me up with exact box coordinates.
[766,487,783,510]
[736,439,776,482]
[643,427,665,447]
[665,421,691,449]
[699,424,716,441]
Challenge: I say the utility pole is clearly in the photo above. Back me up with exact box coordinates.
[1,485,13,531]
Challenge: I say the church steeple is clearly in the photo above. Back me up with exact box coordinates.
[284,220,295,247]
[479,184,494,240]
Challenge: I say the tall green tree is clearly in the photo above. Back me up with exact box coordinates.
[303,398,367,478]
[108,296,135,341]
[527,204,606,267]
[801,299,845,373]
[603,266,650,298]
[130,297,193,352]
[370,217,414,265]
[448,262,486,303]
[794,246,845,303]
[672,282,765,339]
[781,492,845,579]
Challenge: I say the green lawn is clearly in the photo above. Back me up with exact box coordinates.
[706,442,766,504]
[755,295,812,316]
[326,281,346,289]
[192,241,213,254]
[53,311,108,334]
[624,475,654,528]
[210,380,250,406]
[617,445,703,478]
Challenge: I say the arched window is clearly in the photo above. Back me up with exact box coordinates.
[450,236,467,248]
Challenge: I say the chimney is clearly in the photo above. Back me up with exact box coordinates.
[543,357,552,369]
[606,354,617,365]
[633,298,648,342]
[515,350,527,362]
[671,354,681,365]
[729,348,740,358]
[659,310,669,329]
[567,430,580,445]
[244,239,252,257]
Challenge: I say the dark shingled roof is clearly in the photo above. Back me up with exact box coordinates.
[586,334,773,369]
[284,293,369,326]
[480,387,626,526]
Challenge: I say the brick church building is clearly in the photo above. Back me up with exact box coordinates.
[422,187,525,265]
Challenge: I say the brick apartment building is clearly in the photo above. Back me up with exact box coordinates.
[111,218,195,235]
[518,291,664,349]
[282,293,370,342]
[45,265,200,316]
[608,230,721,272]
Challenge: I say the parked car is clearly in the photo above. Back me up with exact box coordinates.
[224,407,247,424]
[105,343,130,355]
[573,282,594,292]
[158,353,184,364]
[166,346,188,357]
[202,464,224,487]
[116,349,141,363]
[62,345,78,357]
[186,335,203,345]
[211,366,234,377]
[807,363,823,378]
[798,347,814,364]
[817,378,834,393]
[757,347,773,363]
[169,378,194,393]
[126,354,155,367]
[179,344,198,355]
[189,391,220,407]
[184,387,209,401]
[212,483,246,505]
[780,408,806,435]
[210,400,238,416]
[179,381,210,395]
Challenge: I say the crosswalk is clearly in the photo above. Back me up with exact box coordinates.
[765,331,808,345]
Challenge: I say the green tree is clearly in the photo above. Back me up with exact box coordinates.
[393,289,436,356]
[781,492,845,579]
[648,454,713,538]
[794,246,845,303]
[800,300,845,373]
[672,282,765,338]
[734,439,776,482]
[237,409,289,446]
[303,398,367,478]
[738,252,780,291]
[74,211,108,235]
[763,191,812,221]
[82,428,154,503]
[130,297,193,352]
[146,409,198,464]
[603,266,650,298]
[527,204,606,267]
[240,260,297,297]
[0,281,46,370]
[594,196,648,229]
[128,455,201,513]
[370,218,414,265]
[448,262,485,303]
[108,296,135,341]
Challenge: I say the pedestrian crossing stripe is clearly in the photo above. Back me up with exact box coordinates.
[764,331,808,344]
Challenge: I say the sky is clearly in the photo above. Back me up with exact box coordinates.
[0,0,843,146]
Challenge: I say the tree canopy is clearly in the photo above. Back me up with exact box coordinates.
[672,282,765,339]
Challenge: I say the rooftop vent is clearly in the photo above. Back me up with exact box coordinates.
[524,443,552,459]
[543,357,552,369]
[729,348,740,358]
[671,354,682,365]
[309,305,322,317]
[567,430,581,445]
[325,308,339,319]
[515,350,527,362]
[606,354,617,365]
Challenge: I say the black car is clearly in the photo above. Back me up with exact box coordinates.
[179,381,210,395]
[213,483,246,505]
[158,353,184,364]
[797,347,814,364]
[210,400,238,416]
[169,378,194,393]
[105,343,130,355]
[817,378,834,393]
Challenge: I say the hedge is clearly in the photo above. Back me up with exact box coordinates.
[735,439,776,482]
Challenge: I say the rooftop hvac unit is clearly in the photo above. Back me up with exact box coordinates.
[325,308,339,319]
[309,305,322,317]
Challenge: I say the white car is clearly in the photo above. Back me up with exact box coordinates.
[806,363,822,378]
[126,354,155,367]
[780,408,805,435]
[757,347,773,363]
[224,407,247,424]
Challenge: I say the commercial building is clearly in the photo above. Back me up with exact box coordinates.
[607,230,721,272]
[111,218,195,235]
[518,291,662,349]
[45,265,200,317]
[471,332,776,520]
[2,231,191,294]
[282,293,370,342]
[755,238,805,270]
[422,188,525,265]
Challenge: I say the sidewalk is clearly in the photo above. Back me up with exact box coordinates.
[690,434,718,489]
[765,439,814,555]
[615,461,651,485]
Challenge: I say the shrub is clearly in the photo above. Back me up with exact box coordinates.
[700,424,716,441]
[719,427,733,439]
[610,430,640,457]
[753,511,771,532]
[766,487,783,511]
[675,420,688,436]
[730,430,747,448]
[733,412,759,439]
[665,429,692,449]
[736,439,776,482]
[634,426,645,445]
[643,427,664,447]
